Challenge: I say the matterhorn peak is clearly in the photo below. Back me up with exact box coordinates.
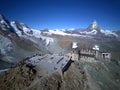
[91,20,98,29]
[87,20,101,32]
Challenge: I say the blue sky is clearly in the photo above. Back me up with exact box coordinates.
[0,0,120,30]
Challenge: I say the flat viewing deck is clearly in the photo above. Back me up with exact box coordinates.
[25,54,70,73]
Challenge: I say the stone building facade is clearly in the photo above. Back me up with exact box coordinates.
[66,48,111,61]
[101,53,111,59]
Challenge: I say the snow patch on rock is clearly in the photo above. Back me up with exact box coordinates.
[80,29,97,35]
[100,29,118,37]
[10,21,22,36]
[44,30,90,37]
[72,42,78,49]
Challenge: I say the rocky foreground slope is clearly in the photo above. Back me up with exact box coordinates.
[0,58,120,90]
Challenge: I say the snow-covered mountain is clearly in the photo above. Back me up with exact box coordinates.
[87,20,101,31]
[41,20,118,37]
[79,20,100,35]
[80,20,118,37]
[10,21,54,46]
[0,13,119,50]
[0,14,54,64]
[0,13,118,39]
[0,14,53,46]
[10,21,30,36]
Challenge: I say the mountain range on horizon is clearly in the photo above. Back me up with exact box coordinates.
[0,13,119,35]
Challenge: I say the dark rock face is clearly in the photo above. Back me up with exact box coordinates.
[0,14,15,32]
